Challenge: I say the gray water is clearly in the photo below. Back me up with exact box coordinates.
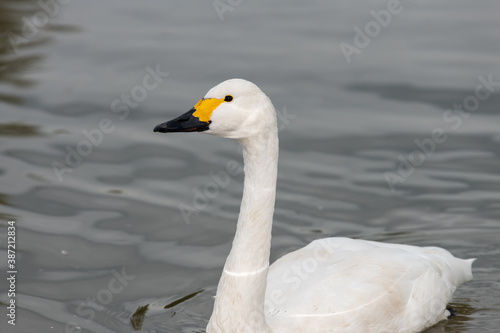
[1,1,499,332]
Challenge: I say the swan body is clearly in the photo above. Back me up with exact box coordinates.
[154,79,474,333]
[265,238,473,333]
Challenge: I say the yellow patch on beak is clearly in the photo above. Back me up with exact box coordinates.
[192,98,225,123]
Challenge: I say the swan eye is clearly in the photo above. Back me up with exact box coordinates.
[224,95,233,102]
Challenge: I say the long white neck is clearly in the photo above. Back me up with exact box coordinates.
[207,125,279,333]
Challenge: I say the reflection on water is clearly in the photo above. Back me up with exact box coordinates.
[130,304,149,331]
[0,122,41,136]
[0,193,14,220]
[0,0,79,105]
[0,0,45,104]
[0,0,499,332]
[347,81,500,115]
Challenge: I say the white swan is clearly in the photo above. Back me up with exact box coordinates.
[154,79,474,333]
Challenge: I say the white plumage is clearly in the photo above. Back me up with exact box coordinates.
[154,78,474,333]
[265,238,473,332]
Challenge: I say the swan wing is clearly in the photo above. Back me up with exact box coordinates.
[265,237,473,333]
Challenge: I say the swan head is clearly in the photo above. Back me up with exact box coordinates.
[153,79,276,139]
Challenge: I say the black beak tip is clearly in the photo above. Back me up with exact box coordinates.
[154,109,210,133]
[153,123,168,133]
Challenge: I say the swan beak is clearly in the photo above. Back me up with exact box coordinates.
[154,98,224,133]
[154,108,211,133]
